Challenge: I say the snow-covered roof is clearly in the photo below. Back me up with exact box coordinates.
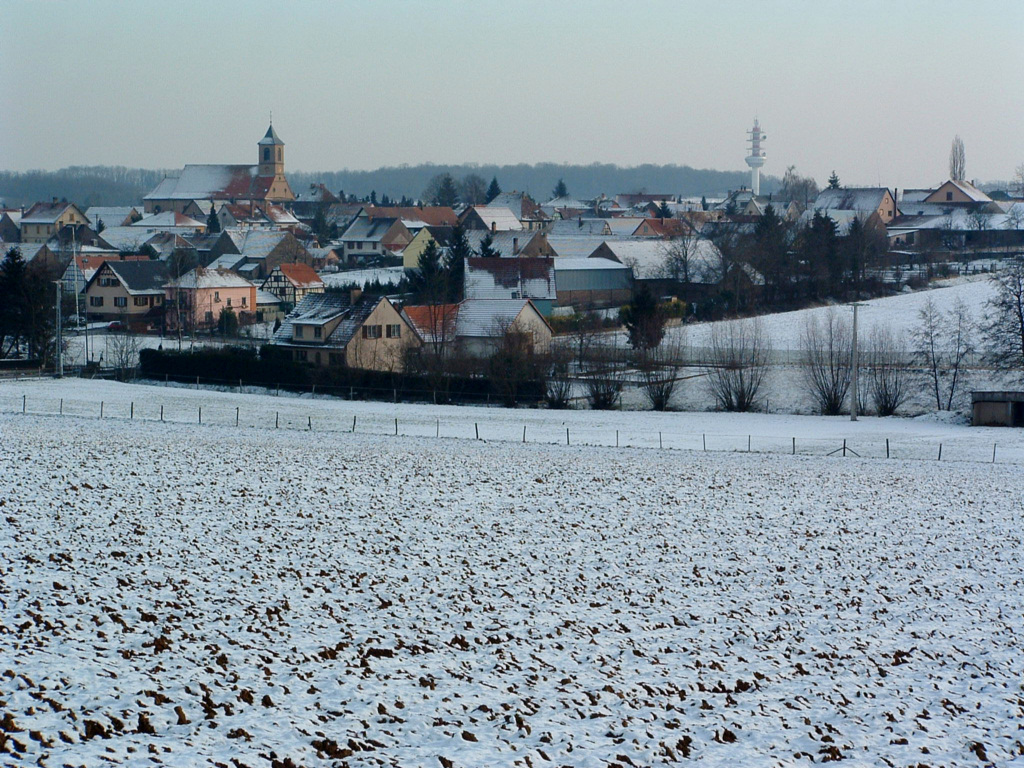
[258,123,284,146]
[548,218,610,236]
[256,289,281,305]
[464,257,555,302]
[597,237,727,282]
[22,201,77,224]
[133,211,205,229]
[798,209,874,236]
[464,230,539,258]
[97,227,162,252]
[84,206,139,227]
[273,293,387,349]
[812,187,891,212]
[456,299,535,337]
[546,235,625,260]
[144,164,276,202]
[553,257,632,272]
[926,179,992,204]
[466,205,523,232]
[341,217,400,243]
[167,267,255,290]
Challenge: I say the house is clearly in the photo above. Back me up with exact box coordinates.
[454,299,552,358]
[548,218,611,236]
[164,267,257,331]
[84,206,143,229]
[261,263,325,308]
[0,210,21,242]
[924,179,994,208]
[144,124,295,213]
[83,260,169,327]
[271,292,419,371]
[307,245,341,271]
[217,202,302,231]
[402,299,553,358]
[464,230,555,259]
[464,257,556,315]
[402,226,454,271]
[206,230,311,281]
[60,250,147,294]
[362,205,458,227]
[811,187,898,224]
[290,183,340,220]
[459,205,524,232]
[18,243,67,276]
[133,211,207,234]
[256,290,285,324]
[488,192,549,230]
[20,201,88,243]
[339,216,413,262]
[588,237,761,302]
[631,218,693,239]
[553,258,633,309]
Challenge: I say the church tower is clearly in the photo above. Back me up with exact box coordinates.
[257,123,285,177]
[256,123,294,202]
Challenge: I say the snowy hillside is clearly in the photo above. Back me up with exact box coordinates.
[2,379,1024,766]
[675,276,996,350]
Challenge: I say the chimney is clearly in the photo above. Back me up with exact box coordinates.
[350,288,363,304]
[512,237,520,255]
[52,197,58,204]
[491,220,497,234]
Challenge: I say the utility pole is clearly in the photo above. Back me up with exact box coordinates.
[850,303,862,421]
[54,281,63,377]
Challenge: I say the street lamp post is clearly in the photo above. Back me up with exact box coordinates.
[850,303,863,421]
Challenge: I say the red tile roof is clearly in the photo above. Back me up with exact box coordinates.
[277,262,323,289]
[364,206,458,227]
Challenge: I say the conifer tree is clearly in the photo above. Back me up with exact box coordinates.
[486,177,502,203]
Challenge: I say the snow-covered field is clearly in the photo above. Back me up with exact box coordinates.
[2,378,1024,766]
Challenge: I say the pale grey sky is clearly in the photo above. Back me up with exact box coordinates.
[2,0,1022,188]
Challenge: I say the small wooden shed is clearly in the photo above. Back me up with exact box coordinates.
[972,391,1024,427]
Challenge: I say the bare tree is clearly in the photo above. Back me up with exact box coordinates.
[637,332,687,411]
[107,314,141,381]
[800,308,853,415]
[703,317,771,412]
[583,335,624,410]
[1012,163,1024,199]
[544,345,574,409]
[913,296,975,411]
[949,135,966,182]
[487,318,541,407]
[865,322,911,416]
[460,174,489,206]
[983,258,1024,378]
[660,237,701,284]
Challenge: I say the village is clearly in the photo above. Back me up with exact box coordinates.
[2,122,1023,423]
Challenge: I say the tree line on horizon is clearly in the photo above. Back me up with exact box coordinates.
[0,162,780,209]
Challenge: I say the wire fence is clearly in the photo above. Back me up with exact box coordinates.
[1,388,1017,467]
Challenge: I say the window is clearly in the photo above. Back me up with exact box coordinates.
[264,148,270,162]
[297,350,308,361]
[329,353,343,366]
[295,326,304,338]
[241,296,247,307]
[226,297,232,307]
[386,324,401,338]
[277,148,282,161]
[134,296,148,306]
[214,291,221,302]
[946,192,953,201]
[155,295,162,305]
[90,296,104,307]
[313,326,322,339]
[205,311,214,323]
[314,351,321,365]
[362,325,382,339]
[114,297,127,308]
